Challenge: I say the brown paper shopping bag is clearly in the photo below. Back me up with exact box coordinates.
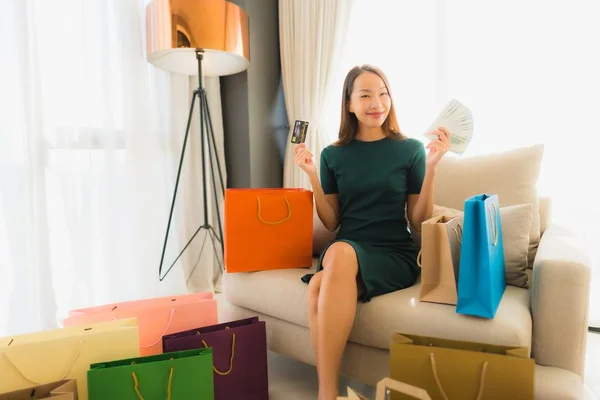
[389,333,534,400]
[0,379,77,400]
[418,215,463,305]
[337,378,431,400]
[337,387,369,400]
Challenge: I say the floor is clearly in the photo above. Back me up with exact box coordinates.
[267,332,600,399]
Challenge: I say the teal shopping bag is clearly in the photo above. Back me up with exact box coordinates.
[87,348,214,400]
[456,194,506,319]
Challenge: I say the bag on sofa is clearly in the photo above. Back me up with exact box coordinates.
[456,194,506,319]
[389,333,534,400]
[418,214,463,305]
[162,316,268,400]
[224,188,313,272]
[63,293,218,356]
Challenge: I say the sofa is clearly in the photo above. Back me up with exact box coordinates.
[218,144,591,399]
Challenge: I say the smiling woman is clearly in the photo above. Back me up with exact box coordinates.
[293,62,451,400]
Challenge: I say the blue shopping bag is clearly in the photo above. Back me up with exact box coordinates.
[456,194,506,319]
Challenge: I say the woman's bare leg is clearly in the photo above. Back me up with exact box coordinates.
[307,271,323,369]
[316,242,359,400]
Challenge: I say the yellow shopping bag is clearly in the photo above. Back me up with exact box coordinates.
[389,333,534,400]
[0,318,139,400]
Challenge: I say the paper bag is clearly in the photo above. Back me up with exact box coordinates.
[337,378,431,400]
[0,380,78,400]
[224,188,313,272]
[418,215,463,305]
[389,333,534,400]
[457,194,506,319]
[337,387,369,400]
[63,293,217,356]
[87,348,214,400]
[0,318,139,400]
[162,316,268,400]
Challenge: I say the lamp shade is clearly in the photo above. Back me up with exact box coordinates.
[146,0,250,76]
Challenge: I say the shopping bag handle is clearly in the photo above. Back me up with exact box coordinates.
[375,377,432,400]
[256,197,291,224]
[132,366,174,400]
[486,203,499,246]
[452,224,462,245]
[3,340,85,385]
[199,327,236,376]
[429,353,488,400]
[137,308,176,349]
[416,224,462,268]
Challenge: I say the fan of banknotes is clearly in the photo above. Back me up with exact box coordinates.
[424,99,473,155]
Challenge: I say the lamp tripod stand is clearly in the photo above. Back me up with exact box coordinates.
[158,49,226,281]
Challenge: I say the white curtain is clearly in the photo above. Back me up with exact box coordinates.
[0,0,225,337]
[324,0,600,326]
[279,0,354,189]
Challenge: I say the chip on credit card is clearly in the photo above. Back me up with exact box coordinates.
[291,120,309,144]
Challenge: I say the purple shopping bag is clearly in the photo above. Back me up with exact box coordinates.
[162,316,268,400]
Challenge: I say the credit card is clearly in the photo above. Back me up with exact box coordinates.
[290,120,309,144]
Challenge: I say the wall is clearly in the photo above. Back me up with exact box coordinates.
[221,0,288,189]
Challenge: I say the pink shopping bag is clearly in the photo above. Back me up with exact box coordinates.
[63,293,217,356]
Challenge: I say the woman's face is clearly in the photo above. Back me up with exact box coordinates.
[348,71,391,129]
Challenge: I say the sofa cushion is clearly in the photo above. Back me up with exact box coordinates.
[432,144,544,267]
[223,263,532,353]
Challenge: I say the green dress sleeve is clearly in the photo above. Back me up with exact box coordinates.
[407,140,426,194]
[320,147,338,194]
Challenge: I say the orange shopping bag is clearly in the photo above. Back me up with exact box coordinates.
[62,293,217,356]
[224,188,313,272]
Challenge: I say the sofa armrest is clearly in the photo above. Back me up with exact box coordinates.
[531,223,591,377]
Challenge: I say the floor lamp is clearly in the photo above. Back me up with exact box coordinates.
[145,0,250,281]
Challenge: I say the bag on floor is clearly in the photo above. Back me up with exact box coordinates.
[224,188,313,272]
[0,319,139,400]
[389,333,534,400]
[0,379,78,400]
[162,316,268,400]
[87,348,214,400]
[418,214,463,305]
[456,194,506,318]
[337,378,431,400]
[62,292,217,356]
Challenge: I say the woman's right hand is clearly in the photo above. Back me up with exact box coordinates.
[293,143,316,176]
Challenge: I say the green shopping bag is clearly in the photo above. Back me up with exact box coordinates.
[87,348,214,399]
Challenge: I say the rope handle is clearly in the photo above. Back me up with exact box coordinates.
[132,364,174,400]
[199,327,236,376]
[452,224,463,245]
[486,203,499,246]
[429,353,488,400]
[3,340,85,385]
[416,222,463,268]
[256,197,291,224]
[140,308,176,349]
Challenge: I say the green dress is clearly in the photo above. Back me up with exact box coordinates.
[301,136,426,302]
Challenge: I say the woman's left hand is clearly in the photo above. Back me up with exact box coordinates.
[425,126,450,167]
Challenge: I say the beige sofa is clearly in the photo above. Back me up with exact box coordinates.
[218,145,591,399]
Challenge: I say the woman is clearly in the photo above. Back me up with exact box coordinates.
[294,65,450,400]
